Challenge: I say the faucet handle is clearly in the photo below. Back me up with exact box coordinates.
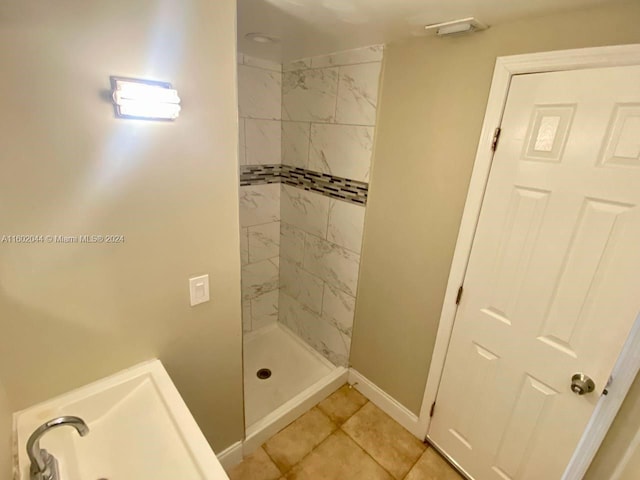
[30,449,59,480]
[27,416,89,480]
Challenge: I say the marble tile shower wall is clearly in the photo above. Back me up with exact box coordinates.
[279,46,383,367]
[238,54,282,332]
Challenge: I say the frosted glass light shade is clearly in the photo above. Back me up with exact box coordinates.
[110,77,181,120]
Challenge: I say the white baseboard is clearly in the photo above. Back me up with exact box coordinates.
[218,368,423,472]
[348,369,424,439]
[216,440,244,471]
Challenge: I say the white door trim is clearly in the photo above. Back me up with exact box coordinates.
[416,43,640,478]
[563,312,640,479]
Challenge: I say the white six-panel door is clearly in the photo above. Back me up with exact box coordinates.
[429,65,640,480]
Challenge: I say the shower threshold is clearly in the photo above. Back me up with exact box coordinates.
[242,323,348,454]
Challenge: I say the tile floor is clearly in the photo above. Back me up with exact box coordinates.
[229,384,464,480]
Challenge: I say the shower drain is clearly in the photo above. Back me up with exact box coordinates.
[256,368,272,380]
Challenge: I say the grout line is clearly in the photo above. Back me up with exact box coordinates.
[246,295,252,332]
[401,447,428,480]
[280,119,376,129]
[342,394,370,423]
[260,445,287,476]
[286,59,382,73]
[238,63,282,74]
[303,228,362,260]
[280,71,284,123]
[319,282,326,317]
[245,283,279,301]
[244,225,253,265]
[338,398,425,480]
[301,231,308,270]
[282,229,326,288]
[242,219,281,230]
[311,120,376,128]
[295,231,351,286]
[339,422,397,480]
[305,121,312,170]
[275,397,347,474]
[325,197,332,241]
[241,115,282,122]
[279,423,338,476]
[333,67,341,123]
[261,404,342,476]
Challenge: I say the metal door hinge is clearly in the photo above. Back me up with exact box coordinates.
[491,127,502,152]
[455,285,464,305]
[430,401,436,418]
[603,375,613,396]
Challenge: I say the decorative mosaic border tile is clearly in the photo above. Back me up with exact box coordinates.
[239,165,281,186]
[240,164,368,205]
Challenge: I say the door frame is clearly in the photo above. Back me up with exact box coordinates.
[416,43,640,479]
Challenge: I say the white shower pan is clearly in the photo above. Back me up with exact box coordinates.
[13,359,229,480]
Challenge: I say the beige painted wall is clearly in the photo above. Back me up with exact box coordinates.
[351,0,640,475]
[585,372,640,479]
[0,0,243,452]
[351,0,640,415]
[0,380,11,480]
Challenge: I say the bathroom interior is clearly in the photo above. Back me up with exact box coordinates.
[1,0,640,479]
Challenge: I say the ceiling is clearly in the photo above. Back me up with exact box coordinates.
[238,0,615,62]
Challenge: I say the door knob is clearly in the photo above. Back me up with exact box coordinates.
[571,373,595,395]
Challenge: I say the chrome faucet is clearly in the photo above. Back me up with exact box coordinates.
[26,416,89,480]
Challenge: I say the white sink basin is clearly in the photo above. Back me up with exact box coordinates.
[13,360,229,480]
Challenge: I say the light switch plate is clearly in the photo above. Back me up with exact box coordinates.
[189,275,210,306]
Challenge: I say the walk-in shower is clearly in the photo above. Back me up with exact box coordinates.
[237,45,383,447]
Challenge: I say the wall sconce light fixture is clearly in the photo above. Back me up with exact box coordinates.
[110,77,181,120]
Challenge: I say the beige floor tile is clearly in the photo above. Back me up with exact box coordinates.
[317,384,368,425]
[264,407,337,472]
[287,430,393,480]
[228,447,282,480]
[342,402,426,479]
[404,448,464,480]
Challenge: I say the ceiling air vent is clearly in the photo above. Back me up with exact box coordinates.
[424,17,488,37]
